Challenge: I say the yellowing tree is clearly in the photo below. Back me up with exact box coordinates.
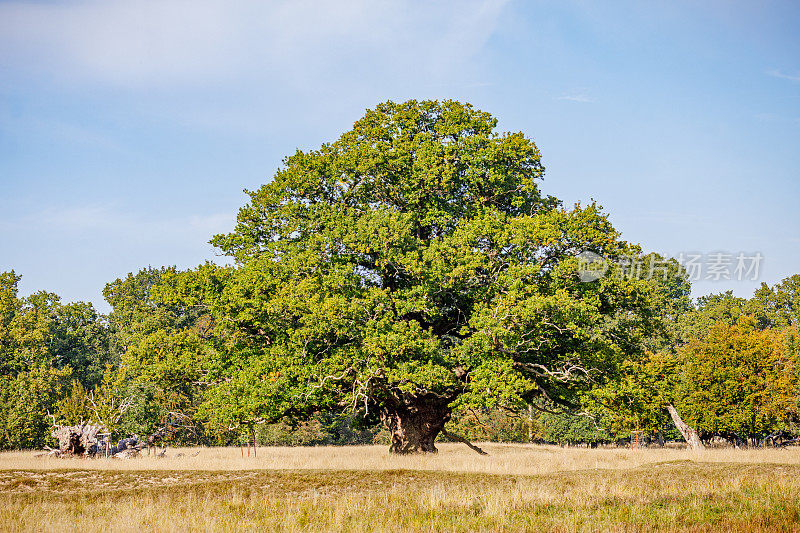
[677,318,799,441]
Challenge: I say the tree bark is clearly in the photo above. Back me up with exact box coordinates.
[666,403,705,450]
[381,396,451,454]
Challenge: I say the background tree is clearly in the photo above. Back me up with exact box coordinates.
[56,380,93,425]
[0,272,73,449]
[585,253,692,443]
[537,411,611,445]
[586,350,683,442]
[104,267,208,442]
[0,364,70,449]
[674,291,749,344]
[49,302,111,388]
[677,318,799,442]
[747,274,800,329]
[86,365,134,440]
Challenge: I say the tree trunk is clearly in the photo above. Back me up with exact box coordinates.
[381,397,451,454]
[666,403,705,450]
[527,404,534,443]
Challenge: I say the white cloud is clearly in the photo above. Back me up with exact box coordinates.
[188,213,237,234]
[35,204,235,245]
[0,0,510,89]
[767,69,800,82]
[754,113,800,124]
[0,112,125,151]
[556,93,596,103]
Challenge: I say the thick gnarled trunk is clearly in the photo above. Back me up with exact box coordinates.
[381,397,451,454]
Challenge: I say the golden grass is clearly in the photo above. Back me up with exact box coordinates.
[3,444,800,531]
[5,443,800,474]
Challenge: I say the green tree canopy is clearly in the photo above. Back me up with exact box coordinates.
[103,267,210,441]
[163,100,660,453]
[678,318,799,440]
[747,274,800,329]
[0,271,91,448]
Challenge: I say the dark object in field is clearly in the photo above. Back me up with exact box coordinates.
[43,411,203,458]
[48,423,105,457]
[45,419,168,458]
[761,431,794,447]
[45,423,143,458]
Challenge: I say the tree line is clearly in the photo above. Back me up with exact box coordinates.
[1,100,798,452]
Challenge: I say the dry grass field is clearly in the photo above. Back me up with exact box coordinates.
[2,443,800,532]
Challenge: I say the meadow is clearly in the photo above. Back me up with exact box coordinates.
[2,443,800,532]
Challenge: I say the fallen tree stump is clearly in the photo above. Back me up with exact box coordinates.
[50,423,105,457]
[45,412,195,459]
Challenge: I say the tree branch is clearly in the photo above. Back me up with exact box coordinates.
[441,428,488,455]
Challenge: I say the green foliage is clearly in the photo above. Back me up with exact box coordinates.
[0,271,23,376]
[49,302,111,388]
[256,413,379,446]
[116,382,161,438]
[747,274,800,329]
[103,266,195,354]
[585,350,680,437]
[86,365,131,438]
[639,253,692,352]
[674,291,749,345]
[447,407,530,442]
[0,271,97,448]
[537,411,612,444]
[0,364,70,449]
[677,319,799,439]
[2,105,800,450]
[157,99,661,447]
[103,267,210,439]
[56,380,92,425]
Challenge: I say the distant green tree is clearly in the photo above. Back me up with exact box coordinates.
[582,253,690,441]
[537,411,611,445]
[447,407,529,442]
[0,272,79,448]
[55,380,92,425]
[0,271,23,376]
[675,291,749,344]
[103,267,208,441]
[50,302,111,388]
[747,274,800,329]
[103,266,185,355]
[86,365,134,440]
[0,270,116,449]
[0,364,70,449]
[586,350,682,439]
[677,318,799,440]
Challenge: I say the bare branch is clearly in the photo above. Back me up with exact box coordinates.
[441,428,488,455]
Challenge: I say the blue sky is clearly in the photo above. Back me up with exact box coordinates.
[1,0,798,312]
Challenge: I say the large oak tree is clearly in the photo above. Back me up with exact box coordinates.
[169,100,659,453]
